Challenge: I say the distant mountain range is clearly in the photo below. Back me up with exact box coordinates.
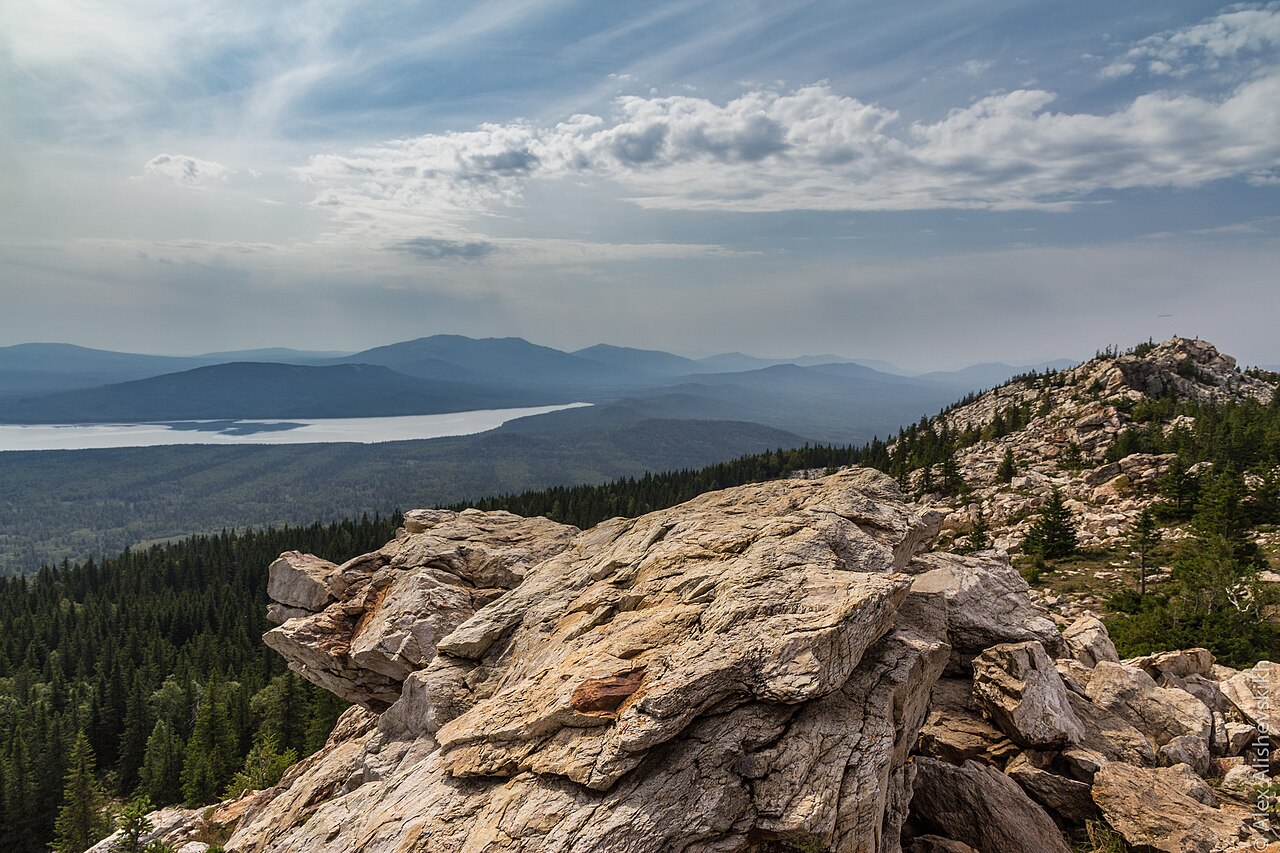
[0,336,1077,445]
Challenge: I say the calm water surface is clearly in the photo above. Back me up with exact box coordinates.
[0,403,591,451]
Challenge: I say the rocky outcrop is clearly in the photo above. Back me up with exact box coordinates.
[263,508,579,710]
[921,338,1274,568]
[174,455,1273,853]
[231,469,962,852]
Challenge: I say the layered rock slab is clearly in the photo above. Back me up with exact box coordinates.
[425,469,934,790]
[232,468,950,852]
[263,508,579,710]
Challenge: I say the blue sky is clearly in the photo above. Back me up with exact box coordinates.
[1,0,1278,368]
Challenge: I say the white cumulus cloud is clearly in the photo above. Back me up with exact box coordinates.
[1119,2,1280,77]
[298,69,1280,226]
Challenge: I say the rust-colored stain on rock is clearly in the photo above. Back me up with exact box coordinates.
[571,667,646,714]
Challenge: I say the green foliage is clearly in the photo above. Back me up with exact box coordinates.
[51,731,111,853]
[181,673,238,806]
[0,517,390,851]
[223,736,297,799]
[1127,508,1162,596]
[115,795,155,853]
[962,509,991,553]
[996,448,1017,483]
[1078,819,1130,852]
[1023,489,1078,560]
[1107,533,1279,668]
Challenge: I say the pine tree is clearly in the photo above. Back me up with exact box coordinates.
[139,720,185,806]
[1022,489,1077,560]
[181,674,237,806]
[1128,508,1162,596]
[51,731,111,853]
[996,448,1017,483]
[965,508,990,552]
[115,795,154,853]
[939,450,964,497]
[223,735,297,799]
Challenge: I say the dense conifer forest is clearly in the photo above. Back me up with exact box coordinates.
[0,516,395,852]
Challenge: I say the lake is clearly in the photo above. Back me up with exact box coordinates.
[0,403,592,451]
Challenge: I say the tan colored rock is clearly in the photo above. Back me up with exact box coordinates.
[1221,661,1280,728]
[1062,613,1119,668]
[1127,648,1216,680]
[267,551,340,612]
[1084,661,1213,747]
[233,470,951,852]
[908,757,1071,853]
[1092,762,1243,853]
[263,509,579,709]
[1159,734,1212,776]
[1066,691,1157,766]
[427,470,930,791]
[904,552,1061,656]
[971,641,1083,749]
[1005,751,1095,823]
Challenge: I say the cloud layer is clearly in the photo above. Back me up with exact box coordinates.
[301,72,1280,225]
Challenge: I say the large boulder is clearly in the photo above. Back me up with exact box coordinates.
[267,551,341,612]
[233,469,953,852]
[971,641,1083,749]
[1091,762,1243,853]
[1004,751,1095,823]
[908,757,1071,853]
[1220,660,1280,728]
[1084,661,1213,748]
[903,552,1062,657]
[1062,613,1119,668]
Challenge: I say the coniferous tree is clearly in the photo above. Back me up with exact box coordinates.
[1128,508,1162,596]
[939,450,964,497]
[51,731,111,853]
[1022,489,1078,560]
[138,720,185,807]
[964,508,990,553]
[115,795,154,853]
[180,674,236,806]
[996,448,1017,483]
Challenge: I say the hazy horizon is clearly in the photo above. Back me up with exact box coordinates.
[4,2,1279,368]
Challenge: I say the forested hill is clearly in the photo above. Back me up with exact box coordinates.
[0,515,397,852]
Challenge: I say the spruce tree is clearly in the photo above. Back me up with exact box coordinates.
[964,508,990,553]
[139,720,185,806]
[115,795,154,853]
[52,731,111,853]
[996,448,1016,483]
[939,450,964,497]
[180,674,236,806]
[1128,507,1161,596]
[1022,489,1077,560]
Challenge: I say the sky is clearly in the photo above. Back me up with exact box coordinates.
[1,1,1278,370]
